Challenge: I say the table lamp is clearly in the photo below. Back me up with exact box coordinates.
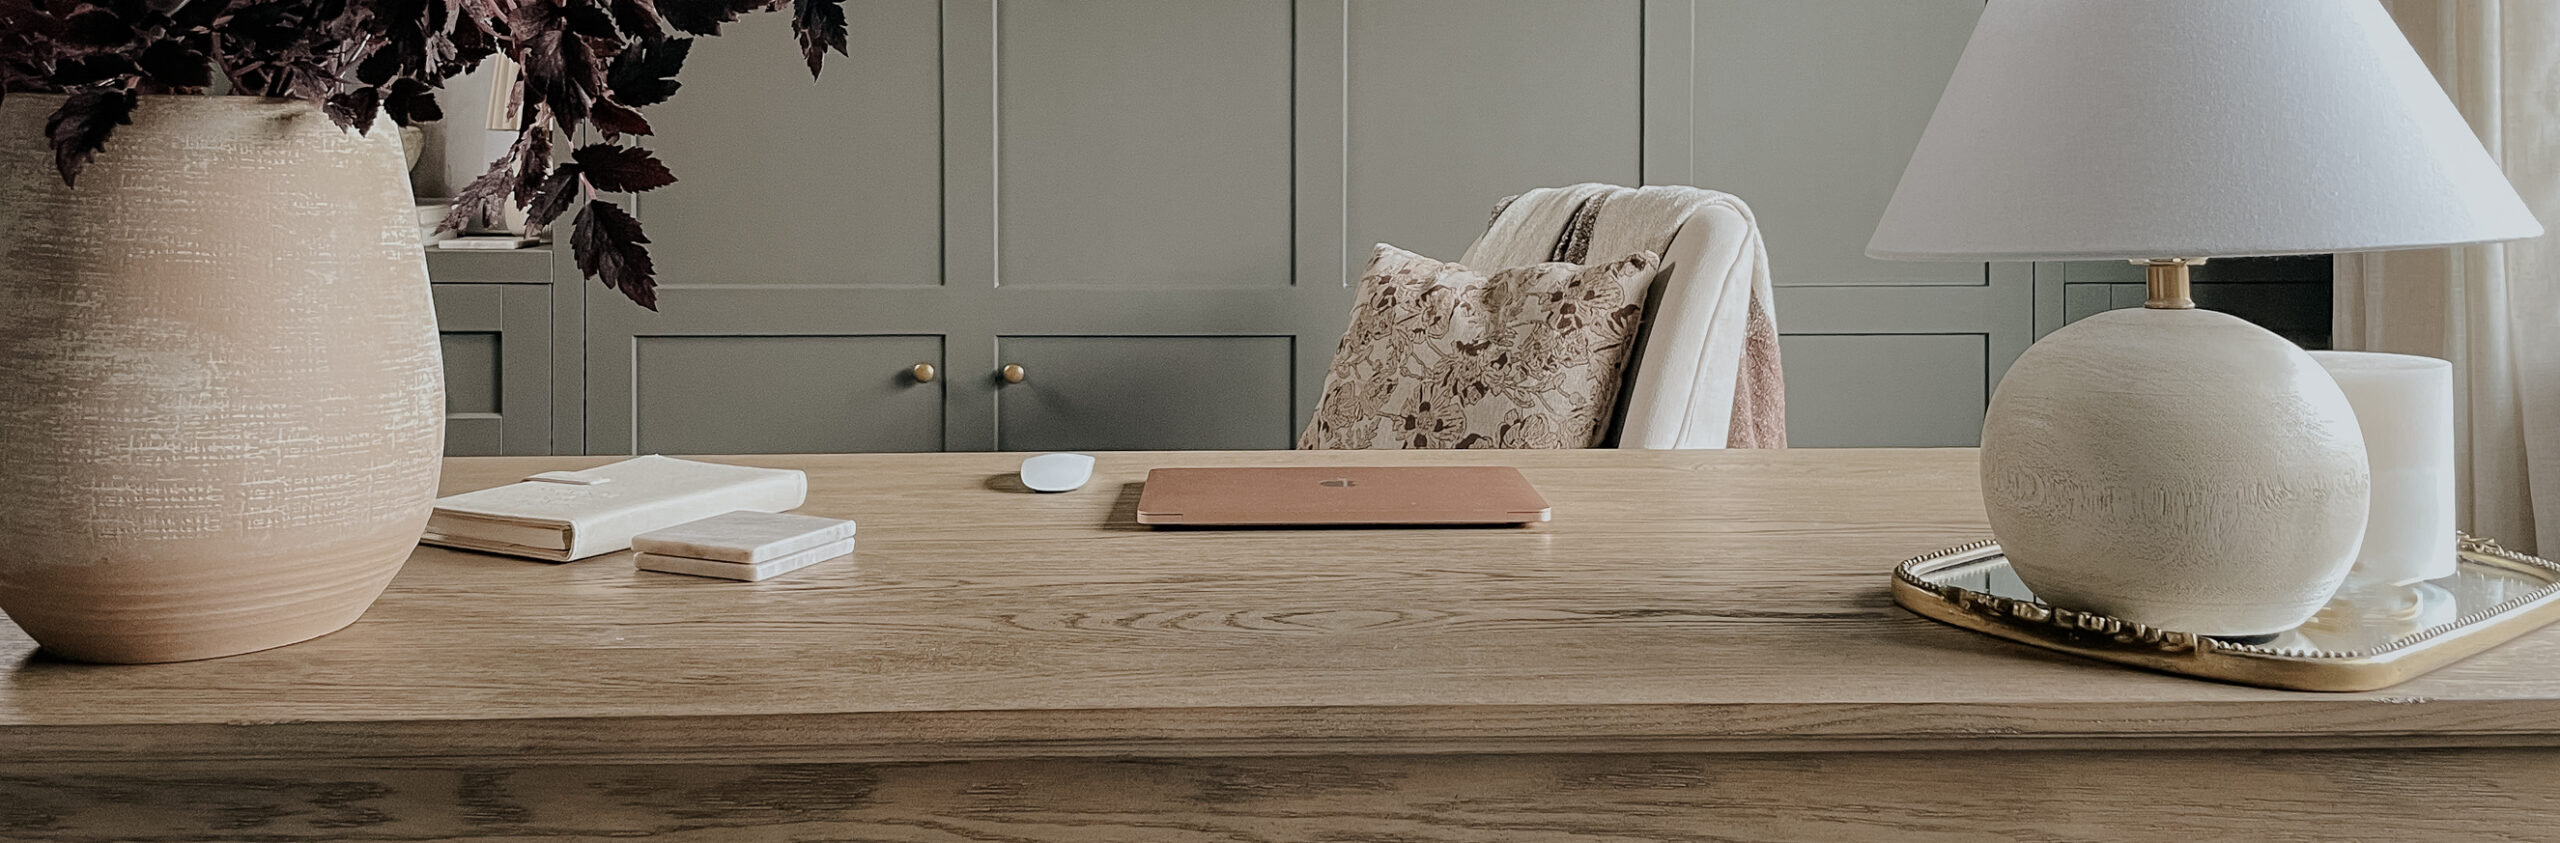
[1868,0,2542,636]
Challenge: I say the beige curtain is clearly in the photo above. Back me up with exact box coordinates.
[2337,0,2560,553]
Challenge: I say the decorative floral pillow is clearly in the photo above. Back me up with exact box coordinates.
[1298,244,1658,450]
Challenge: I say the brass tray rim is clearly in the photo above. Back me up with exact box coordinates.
[1891,535,2560,692]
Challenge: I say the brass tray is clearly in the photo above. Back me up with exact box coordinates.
[1893,535,2560,691]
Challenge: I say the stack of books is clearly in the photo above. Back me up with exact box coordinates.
[424,456,809,562]
[632,511,857,582]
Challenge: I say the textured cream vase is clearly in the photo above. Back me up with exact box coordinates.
[1981,308,2370,636]
[0,95,444,663]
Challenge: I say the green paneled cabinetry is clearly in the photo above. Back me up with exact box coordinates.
[438,0,2030,455]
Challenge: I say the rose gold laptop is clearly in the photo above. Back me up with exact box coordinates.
[1135,466,1551,526]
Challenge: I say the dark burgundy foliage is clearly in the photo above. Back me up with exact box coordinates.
[568,142,671,191]
[788,0,840,76]
[0,0,848,309]
[42,88,130,184]
[604,36,681,102]
[655,0,765,39]
[571,199,651,308]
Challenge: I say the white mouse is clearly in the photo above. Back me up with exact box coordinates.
[1018,453,1095,493]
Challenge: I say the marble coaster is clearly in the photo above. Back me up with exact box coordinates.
[632,510,857,564]
[635,537,854,582]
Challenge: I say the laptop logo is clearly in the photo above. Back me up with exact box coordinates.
[1318,477,1357,488]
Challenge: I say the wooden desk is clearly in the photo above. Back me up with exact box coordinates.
[4,449,2558,841]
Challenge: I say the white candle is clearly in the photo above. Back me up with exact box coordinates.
[2309,351,2457,585]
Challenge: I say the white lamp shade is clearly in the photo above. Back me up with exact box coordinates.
[1867,0,2542,262]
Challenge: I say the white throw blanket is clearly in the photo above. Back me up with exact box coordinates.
[1458,183,1619,269]
[1462,183,1787,449]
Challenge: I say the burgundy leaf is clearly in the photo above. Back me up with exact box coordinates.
[173,0,221,26]
[371,0,435,56]
[790,0,843,76]
[383,77,442,125]
[445,0,501,56]
[51,52,138,87]
[443,160,513,234]
[324,87,380,134]
[655,0,761,37]
[604,37,686,107]
[60,7,136,51]
[134,39,213,89]
[444,124,548,234]
[520,29,598,129]
[211,2,306,54]
[0,0,65,39]
[608,0,664,42]
[277,60,336,101]
[573,199,657,310]
[354,42,402,86]
[526,163,583,226]
[508,122,555,206]
[44,87,134,186]
[454,0,505,30]
[562,2,617,40]
[449,15,496,60]
[504,0,560,36]
[569,143,675,193]
[588,97,651,139]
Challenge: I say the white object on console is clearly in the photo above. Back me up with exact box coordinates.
[2312,351,2459,586]
[424,456,807,562]
[1020,453,1095,493]
[636,536,854,582]
[1867,1,2538,260]
[1981,309,2368,635]
[633,510,856,564]
[1867,0,2540,636]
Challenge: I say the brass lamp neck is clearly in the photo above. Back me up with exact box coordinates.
[2140,258,2203,309]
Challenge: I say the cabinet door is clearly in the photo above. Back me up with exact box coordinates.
[593,0,2022,452]
[629,335,945,455]
[432,284,552,456]
[611,1,1665,452]
[1778,334,1987,448]
[1344,0,1645,269]
[586,2,948,454]
[1678,0,2032,447]
[995,336,1296,452]
[998,0,1294,288]
[974,0,1327,453]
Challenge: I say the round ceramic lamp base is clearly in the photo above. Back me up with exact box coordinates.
[1981,306,2371,636]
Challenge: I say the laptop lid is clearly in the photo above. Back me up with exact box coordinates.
[1135,466,1551,526]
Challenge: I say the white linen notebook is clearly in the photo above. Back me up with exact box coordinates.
[424,456,808,562]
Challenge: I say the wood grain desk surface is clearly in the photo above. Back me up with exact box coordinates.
[6,448,2560,768]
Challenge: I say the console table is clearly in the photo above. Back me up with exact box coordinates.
[5,449,2558,841]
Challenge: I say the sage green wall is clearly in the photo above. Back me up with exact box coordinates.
[1677,0,2023,448]
[437,0,2024,455]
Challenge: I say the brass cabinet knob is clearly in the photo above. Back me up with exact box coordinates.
[910,363,936,383]
[1000,364,1026,384]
